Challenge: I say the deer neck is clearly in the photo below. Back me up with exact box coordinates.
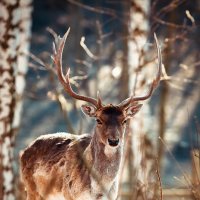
[85,130,123,181]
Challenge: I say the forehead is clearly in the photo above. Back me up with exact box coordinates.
[97,106,124,119]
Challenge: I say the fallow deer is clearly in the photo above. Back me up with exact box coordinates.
[20,28,162,200]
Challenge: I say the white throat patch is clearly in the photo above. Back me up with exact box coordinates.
[104,145,118,157]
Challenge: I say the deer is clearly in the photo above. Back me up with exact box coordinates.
[20,28,162,200]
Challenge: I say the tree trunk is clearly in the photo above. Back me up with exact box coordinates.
[127,0,159,199]
[0,0,32,199]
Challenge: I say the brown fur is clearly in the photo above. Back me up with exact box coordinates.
[21,133,91,199]
[20,106,139,200]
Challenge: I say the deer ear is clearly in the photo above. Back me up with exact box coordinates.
[126,104,143,118]
[81,105,97,117]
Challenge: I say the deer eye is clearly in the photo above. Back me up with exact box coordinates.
[96,119,102,125]
[122,120,127,125]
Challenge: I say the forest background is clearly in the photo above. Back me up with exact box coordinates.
[0,0,200,199]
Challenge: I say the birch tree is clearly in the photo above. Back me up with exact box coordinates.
[0,0,32,199]
[127,0,159,199]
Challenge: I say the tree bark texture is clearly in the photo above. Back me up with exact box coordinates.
[0,0,32,199]
[127,0,159,199]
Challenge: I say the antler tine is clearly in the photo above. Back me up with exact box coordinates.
[117,96,133,109]
[52,28,99,108]
[97,91,103,108]
[118,34,162,109]
[132,33,162,102]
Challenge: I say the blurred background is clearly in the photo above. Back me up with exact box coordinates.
[0,0,200,199]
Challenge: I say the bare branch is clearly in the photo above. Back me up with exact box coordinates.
[80,37,98,60]
[67,0,117,17]
[185,10,195,26]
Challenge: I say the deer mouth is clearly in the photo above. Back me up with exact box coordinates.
[108,138,119,147]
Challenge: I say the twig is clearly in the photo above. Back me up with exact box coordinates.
[185,10,195,26]
[80,37,98,60]
[28,52,55,72]
[155,158,163,200]
[153,17,191,30]
[67,0,117,17]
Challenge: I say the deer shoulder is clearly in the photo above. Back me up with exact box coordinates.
[20,133,92,199]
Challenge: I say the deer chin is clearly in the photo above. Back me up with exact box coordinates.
[104,144,118,158]
[104,139,119,157]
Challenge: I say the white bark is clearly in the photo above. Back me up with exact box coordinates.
[0,0,32,199]
[128,0,158,198]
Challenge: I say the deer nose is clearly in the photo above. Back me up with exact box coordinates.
[108,138,119,147]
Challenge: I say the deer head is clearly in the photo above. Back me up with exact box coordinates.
[52,28,162,148]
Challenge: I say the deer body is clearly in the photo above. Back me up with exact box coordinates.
[21,106,127,200]
[20,28,162,200]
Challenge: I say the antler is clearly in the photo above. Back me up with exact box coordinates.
[52,28,102,108]
[118,33,162,109]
